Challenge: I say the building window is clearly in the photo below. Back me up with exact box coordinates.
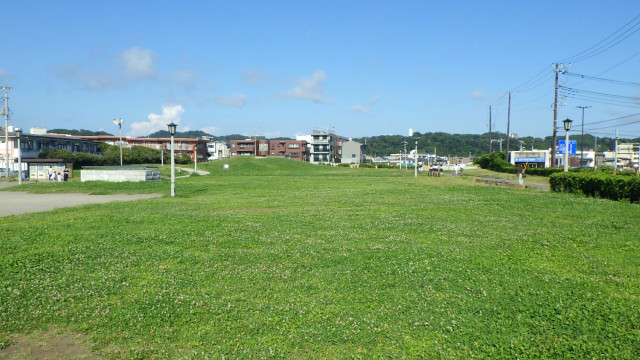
[288,143,300,148]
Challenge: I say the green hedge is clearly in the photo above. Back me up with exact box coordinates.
[550,172,640,203]
[473,152,517,173]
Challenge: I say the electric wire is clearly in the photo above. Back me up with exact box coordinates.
[564,72,640,87]
[561,14,640,64]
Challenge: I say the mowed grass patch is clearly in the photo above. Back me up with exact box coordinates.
[1,157,639,358]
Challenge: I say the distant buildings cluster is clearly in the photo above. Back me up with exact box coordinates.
[0,127,368,175]
[2,126,638,174]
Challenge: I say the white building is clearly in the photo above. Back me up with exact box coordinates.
[207,141,230,160]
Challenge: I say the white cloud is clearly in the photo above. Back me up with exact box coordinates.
[53,47,157,90]
[121,47,157,80]
[351,95,381,115]
[216,93,247,107]
[128,104,185,137]
[351,104,370,114]
[285,70,328,103]
[201,126,220,135]
[469,90,486,101]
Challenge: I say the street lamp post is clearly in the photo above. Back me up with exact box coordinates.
[563,118,573,172]
[168,122,177,197]
[15,128,22,185]
[113,118,123,167]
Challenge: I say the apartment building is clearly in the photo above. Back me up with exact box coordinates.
[229,137,308,161]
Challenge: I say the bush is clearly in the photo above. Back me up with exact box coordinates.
[474,152,517,173]
[550,172,640,203]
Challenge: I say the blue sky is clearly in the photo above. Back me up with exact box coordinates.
[2,1,640,140]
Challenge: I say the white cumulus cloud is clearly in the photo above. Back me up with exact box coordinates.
[286,70,328,103]
[128,104,185,137]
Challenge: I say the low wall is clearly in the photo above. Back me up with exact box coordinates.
[81,169,161,182]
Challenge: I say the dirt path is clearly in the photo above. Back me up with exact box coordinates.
[0,183,161,217]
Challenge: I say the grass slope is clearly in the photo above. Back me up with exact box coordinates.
[1,157,639,358]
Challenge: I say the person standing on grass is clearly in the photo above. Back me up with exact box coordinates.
[48,166,53,180]
[453,164,459,176]
[63,167,69,181]
[517,165,524,185]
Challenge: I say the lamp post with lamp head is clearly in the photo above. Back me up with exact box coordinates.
[563,118,573,172]
[168,122,177,197]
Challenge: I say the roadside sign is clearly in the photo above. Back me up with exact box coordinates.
[558,140,577,155]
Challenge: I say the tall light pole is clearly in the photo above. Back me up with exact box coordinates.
[168,122,177,197]
[563,118,573,172]
[113,118,123,167]
[15,128,22,185]
[576,106,590,168]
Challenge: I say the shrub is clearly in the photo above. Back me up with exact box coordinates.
[550,172,640,203]
[474,152,517,173]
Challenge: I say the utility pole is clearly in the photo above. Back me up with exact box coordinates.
[488,106,493,153]
[576,106,591,168]
[551,63,566,168]
[402,141,408,170]
[614,128,619,175]
[2,86,10,179]
[505,92,511,162]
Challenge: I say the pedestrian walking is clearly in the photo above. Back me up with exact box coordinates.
[517,165,524,185]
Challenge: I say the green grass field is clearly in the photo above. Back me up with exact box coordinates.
[1,157,639,359]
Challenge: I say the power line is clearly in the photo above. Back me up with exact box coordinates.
[561,14,640,64]
[509,65,552,93]
[564,72,640,87]
[582,112,640,127]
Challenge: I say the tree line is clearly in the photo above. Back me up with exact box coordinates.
[38,143,193,167]
[353,131,636,158]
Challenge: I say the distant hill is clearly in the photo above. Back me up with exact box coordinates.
[147,130,249,142]
[48,129,114,136]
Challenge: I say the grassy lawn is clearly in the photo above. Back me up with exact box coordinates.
[1,157,639,358]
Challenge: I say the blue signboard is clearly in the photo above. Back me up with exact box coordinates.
[558,140,577,155]
[515,157,545,163]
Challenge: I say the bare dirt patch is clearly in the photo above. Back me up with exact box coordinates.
[0,329,101,360]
